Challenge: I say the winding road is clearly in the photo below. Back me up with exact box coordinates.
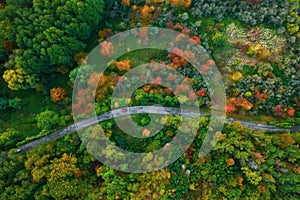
[14,106,300,154]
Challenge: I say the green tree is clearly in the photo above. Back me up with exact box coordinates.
[36,110,60,130]
[0,128,21,150]
[2,67,39,90]
[0,0,105,90]
[0,150,35,199]
[135,170,171,199]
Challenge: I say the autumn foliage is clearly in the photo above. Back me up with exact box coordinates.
[188,91,197,101]
[252,152,266,163]
[273,105,295,118]
[98,28,113,42]
[197,89,206,97]
[50,87,66,102]
[255,88,268,103]
[94,73,116,100]
[175,83,190,95]
[2,40,17,52]
[189,36,201,45]
[168,48,188,67]
[287,106,295,117]
[226,158,235,166]
[226,98,253,113]
[139,27,149,40]
[72,88,94,114]
[73,52,88,65]
[166,0,192,8]
[100,41,114,57]
[116,59,131,71]
[122,0,130,6]
[150,76,162,86]
[141,5,154,18]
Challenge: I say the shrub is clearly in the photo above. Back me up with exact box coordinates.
[246,45,259,56]
[212,32,227,47]
[0,98,8,110]
[73,52,88,65]
[8,97,22,109]
[167,0,192,8]
[0,97,22,110]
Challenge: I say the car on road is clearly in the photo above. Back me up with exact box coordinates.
[15,149,22,153]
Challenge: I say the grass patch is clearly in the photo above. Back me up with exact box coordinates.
[272,65,287,85]
[1,90,54,137]
[242,65,257,76]
[0,74,72,140]
[117,48,169,67]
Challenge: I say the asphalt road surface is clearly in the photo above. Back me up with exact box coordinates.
[14,106,300,154]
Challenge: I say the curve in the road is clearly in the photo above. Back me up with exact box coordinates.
[14,106,300,154]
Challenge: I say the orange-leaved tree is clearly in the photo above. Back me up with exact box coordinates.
[50,87,66,102]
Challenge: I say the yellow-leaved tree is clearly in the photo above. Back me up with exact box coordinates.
[3,67,38,90]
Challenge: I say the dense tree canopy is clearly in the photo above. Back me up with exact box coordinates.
[0,0,104,90]
[0,0,299,199]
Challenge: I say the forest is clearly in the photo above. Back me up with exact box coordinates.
[0,0,299,199]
